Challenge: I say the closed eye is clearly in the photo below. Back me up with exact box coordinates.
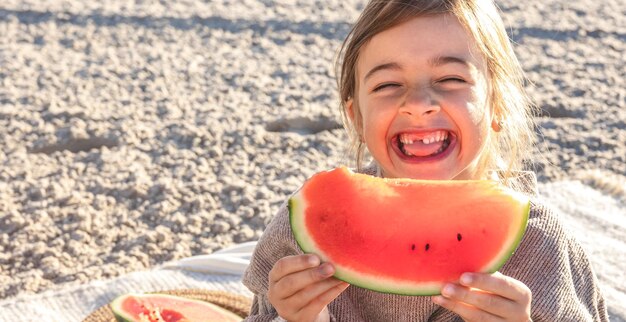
[373,83,401,92]
[439,77,466,83]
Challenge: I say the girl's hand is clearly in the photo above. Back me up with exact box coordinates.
[267,254,349,322]
[432,271,532,322]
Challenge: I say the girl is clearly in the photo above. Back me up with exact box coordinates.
[243,0,608,321]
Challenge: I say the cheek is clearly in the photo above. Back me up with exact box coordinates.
[471,77,491,124]
[456,85,490,132]
[358,96,383,135]
[360,109,381,142]
[464,102,491,146]
[466,102,488,125]
[447,91,490,150]
[361,104,395,136]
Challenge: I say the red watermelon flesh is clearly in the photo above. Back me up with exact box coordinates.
[110,293,242,322]
[289,167,530,295]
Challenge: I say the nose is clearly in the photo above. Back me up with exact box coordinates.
[399,86,440,117]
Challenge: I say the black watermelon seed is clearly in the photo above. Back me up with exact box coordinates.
[425,243,430,251]
[457,233,462,241]
[411,244,415,251]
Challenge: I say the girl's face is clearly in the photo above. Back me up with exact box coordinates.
[350,14,492,180]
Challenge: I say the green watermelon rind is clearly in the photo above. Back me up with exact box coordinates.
[110,294,136,322]
[481,196,530,274]
[110,293,243,322]
[289,177,531,296]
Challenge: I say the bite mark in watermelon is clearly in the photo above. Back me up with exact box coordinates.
[289,167,530,295]
[110,293,242,322]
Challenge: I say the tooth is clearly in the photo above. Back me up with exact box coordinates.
[401,134,416,145]
[436,132,442,142]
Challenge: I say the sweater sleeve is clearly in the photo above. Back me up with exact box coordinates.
[500,201,609,322]
[241,201,303,321]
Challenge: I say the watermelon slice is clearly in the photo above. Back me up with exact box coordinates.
[110,293,242,322]
[289,167,530,295]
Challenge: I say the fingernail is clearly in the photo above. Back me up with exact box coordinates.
[319,263,334,276]
[460,273,473,285]
[442,284,455,297]
[432,295,444,304]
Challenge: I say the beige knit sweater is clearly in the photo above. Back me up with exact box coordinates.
[242,166,609,321]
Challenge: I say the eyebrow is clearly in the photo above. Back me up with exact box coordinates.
[429,55,471,68]
[363,62,402,82]
[363,56,471,82]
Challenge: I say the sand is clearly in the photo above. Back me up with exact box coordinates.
[0,0,624,320]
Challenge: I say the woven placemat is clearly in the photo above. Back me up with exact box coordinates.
[82,289,251,322]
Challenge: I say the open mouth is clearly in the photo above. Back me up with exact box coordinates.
[393,130,454,161]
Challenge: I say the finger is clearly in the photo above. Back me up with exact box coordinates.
[296,279,350,320]
[283,276,346,312]
[269,255,320,285]
[459,272,531,304]
[439,283,515,318]
[272,262,336,299]
[432,295,504,322]
[275,277,345,320]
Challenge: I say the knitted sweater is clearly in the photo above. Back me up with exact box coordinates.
[242,166,609,321]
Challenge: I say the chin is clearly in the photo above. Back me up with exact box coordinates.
[383,165,457,181]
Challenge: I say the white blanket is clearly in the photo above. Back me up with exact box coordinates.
[0,243,255,322]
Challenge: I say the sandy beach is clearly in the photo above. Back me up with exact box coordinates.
[0,0,624,320]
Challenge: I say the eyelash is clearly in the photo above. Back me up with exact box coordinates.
[373,78,466,92]
[372,83,400,92]
[440,77,466,83]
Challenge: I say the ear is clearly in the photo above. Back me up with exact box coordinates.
[346,99,365,142]
[346,98,355,122]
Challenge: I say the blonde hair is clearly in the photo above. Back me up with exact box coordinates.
[336,0,537,184]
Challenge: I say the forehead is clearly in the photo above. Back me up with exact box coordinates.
[357,14,486,75]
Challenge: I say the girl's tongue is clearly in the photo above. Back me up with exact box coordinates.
[402,140,444,157]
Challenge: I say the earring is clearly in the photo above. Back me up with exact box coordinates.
[491,118,504,132]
